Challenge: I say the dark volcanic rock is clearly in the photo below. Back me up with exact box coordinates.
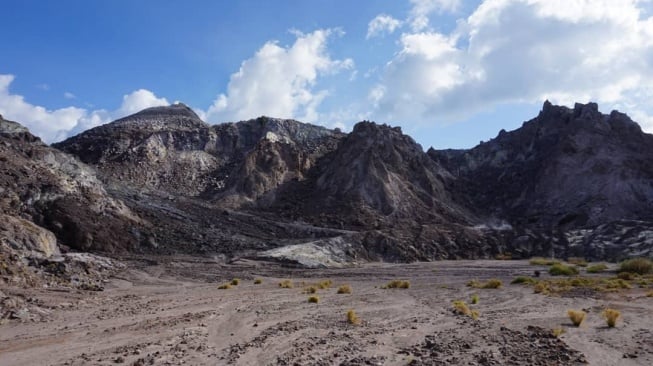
[0,115,143,253]
[431,101,653,229]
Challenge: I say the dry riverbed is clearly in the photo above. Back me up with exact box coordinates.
[1,258,652,365]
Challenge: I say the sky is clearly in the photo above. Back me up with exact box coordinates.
[1,0,653,149]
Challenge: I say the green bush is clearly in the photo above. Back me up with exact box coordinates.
[511,276,537,285]
[618,258,652,275]
[549,263,579,276]
[586,264,608,273]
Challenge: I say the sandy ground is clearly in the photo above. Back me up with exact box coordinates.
[1,258,652,365]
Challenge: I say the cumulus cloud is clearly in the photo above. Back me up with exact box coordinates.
[367,14,403,39]
[371,0,653,132]
[0,74,169,143]
[409,0,462,31]
[204,29,354,124]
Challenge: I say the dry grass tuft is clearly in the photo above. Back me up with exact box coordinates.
[511,276,537,285]
[586,264,608,273]
[552,328,565,337]
[218,284,232,290]
[471,294,479,304]
[337,284,352,294]
[254,278,263,284]
[307,295,319,303]
[304,286,318,294]
[618,258,653,275]
[453,300,471,316]
[230,278,240,286]
[279,280,294,288]
[533,282,550,294]
[384,280,410,289]
[530,257,560,266]
[567,257,588,267]
[567,310,586,326]
[495,253,512,260]
[317,280,333,289]
[347,309,361,325]
[549,263,579,276]
[602,308,620,328]
[617,272,636,280]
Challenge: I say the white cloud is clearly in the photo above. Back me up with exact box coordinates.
[63,92,76,99]
[204,29,354,124]
[409,0,462,31]
[371,0,653,132]
[0,74,169,143]
[367,14,403,39]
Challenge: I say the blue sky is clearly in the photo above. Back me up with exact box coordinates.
[1,0,653,148]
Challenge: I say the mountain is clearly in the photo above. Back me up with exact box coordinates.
[15,101,653,264]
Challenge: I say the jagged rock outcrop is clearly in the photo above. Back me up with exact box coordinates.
[431,101,653,229]
[0,114,143,253]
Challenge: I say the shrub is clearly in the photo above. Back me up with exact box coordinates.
[452,300,471,316]
[337,284,352,294]
[567,310,586,326]
[347,310,361,325]
[482,279,503,289]
[304,286,318,294]
[586,264,608,273]
[511,276,537,285]
[552,328,565,337]
[530,257,560,266]
[470,310,480,320]
[618,258,653,275]
[308,295,319,303]
[602,308,620,328]
[617,272,636,280]
[384,280,410,289]
[467,280,481,288]
[533,282,550,294]
[646,290,653,297]
[254,278,263,284]
[549,263,579,276]
[471,294,479,304]
[567,257,588,267]
[317,280,333,289]
[279,280,294,288]
[231,278,240,286]
[604,278,632,289]
[218,284,232,290]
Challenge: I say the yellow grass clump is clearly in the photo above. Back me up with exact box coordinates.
[468,279,503,289]
[317,280,333,289]
[254,278,263,284]
[471,294,479,304]
[647,290,653,297]
[586,263,608,273]
[567,310,586,326]
[618,258,653,275]
[347,309,361,325]
[304,286,318,294]
[530,257,560,266]
[308,295,319,303]
[279,280,294,288]
[231,278,240,286]
[384,280,410,289]
[218,283,232,290]
[602,308,620,328]
[552,328,565,337]
[337,284,352,294]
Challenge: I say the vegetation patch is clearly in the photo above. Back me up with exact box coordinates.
[279,280,294,288]
[511,276,537,285]
[567,310,586,326]
[552,328,565,337]
[468,279,503,289]
[646,290,653,297]
[383,280,410,289]
[304,286,318,294]
[317,280,333,289]
[618,258,653,275]
[530,257,560,266]
[347,309,361,325]
[218,284,232,290]
[254,278,263,284]
[471,294,479,304]
[586,264,608,273]
[602,308,620,328]
[308,295,319,303]
[567,257,588,267]
[495,253,512,260]
[230,278,240,286]
[337,284,352,294]
[549,263,579,276]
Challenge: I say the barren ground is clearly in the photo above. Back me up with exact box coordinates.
[1,258,652,365]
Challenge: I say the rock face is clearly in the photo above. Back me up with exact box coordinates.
[0,114,142,253]
[432,101,653,229]
[8,101,653,264]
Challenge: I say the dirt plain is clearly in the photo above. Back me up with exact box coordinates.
[1,258,652,366]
